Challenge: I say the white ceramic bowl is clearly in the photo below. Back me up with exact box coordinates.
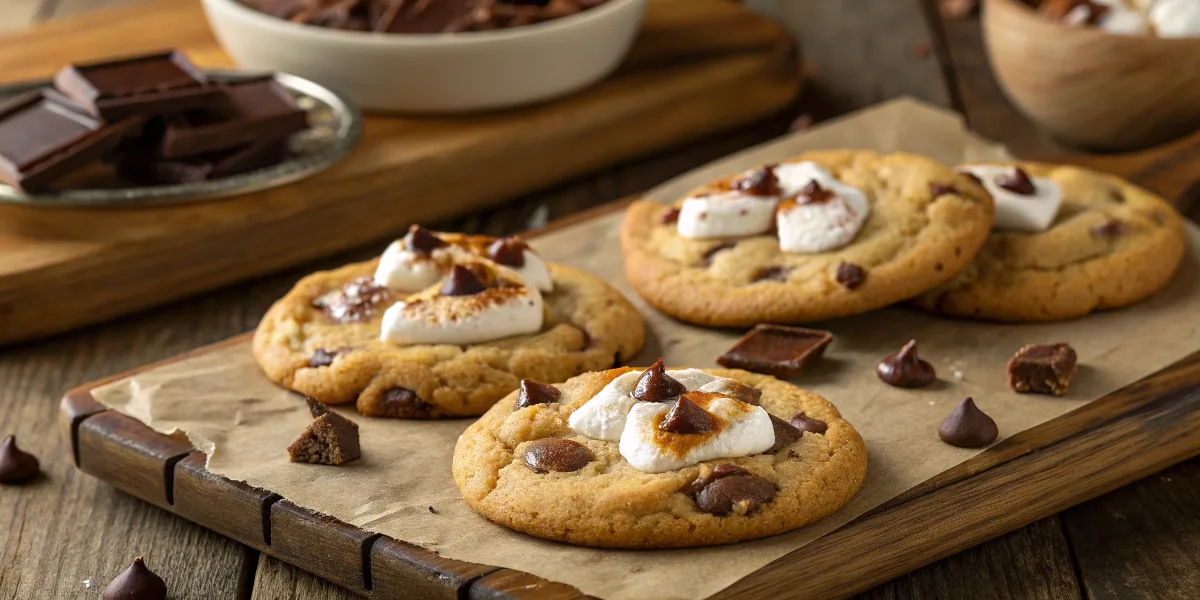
[202,0,649,113]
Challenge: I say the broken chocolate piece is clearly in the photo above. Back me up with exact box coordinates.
[694,474,777,516]
[55,50,225,120]
[359,386,431,418]
[995,167,1036,195]
[116,138,288,185]
[877,340,936,388]
[701,242,737,267]
[632,358,687,402]
[835,262,866,290]
[523,438,593,473]
[766,415,802,454]
[487,236,527,267]
[659,395,717,434]
[795,180,834,204]
[1091,219,1123,239]
[159,77,307,159]
[287,402,361,465]
[717,324,834,379]
[659,206,681,224]
[698,378,761,406]
[308,348,338,368]
[681,463,749,495]
[404,225,446,253]
[102,556,167,600]
[440,264,488,296]
[0,436,40,484]
[751,266,789,283]
[314,277,390,323]
[1007,343,1077,396]
[788,412,828,435]
[733,164,781,196]
[938,398,998,448]
[515,380,561,410]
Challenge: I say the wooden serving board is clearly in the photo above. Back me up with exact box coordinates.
[0,0,799,346]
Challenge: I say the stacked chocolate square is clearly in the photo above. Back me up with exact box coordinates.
[0,50,308,193]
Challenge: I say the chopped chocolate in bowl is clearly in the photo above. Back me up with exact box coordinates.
[632,358,687,402]
[240,0,615,33]
[524,438,593,473]
[515,379,561,410]
[313,277,390,322]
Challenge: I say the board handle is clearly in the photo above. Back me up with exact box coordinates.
[1051,128,1200,215]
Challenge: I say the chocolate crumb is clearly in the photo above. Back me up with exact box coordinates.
[287,404,361,465]
[428,506,438,514]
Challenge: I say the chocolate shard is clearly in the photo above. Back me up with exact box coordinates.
[694,475,777,516]
[795,180,834,204]
[523,438,593,473]
[0,435,40,484]
[1007,343,1078,396]
[487,236,527,267]
[697,379,762,406]
[101,556,167,600]
[287,404,361,465]
[680,463,750,496]
[515,380,561,410]
[938,398,998,448]
[995,167,1036,195]
[439,264,488,296]
[659,206,681,225]
[305,396,330,418]
[358,386,431,418]
[877,339,936,388]
[835,262,866,290]
[788,412,828,435]
[632,358,687,402]
[717,324,834,379]
[404,225,446,253]
[733,164,781,196]
[766,415,802,454]
[660,395,718,435]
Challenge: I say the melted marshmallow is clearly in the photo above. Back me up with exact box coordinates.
[509,250,554,292]
[380,282,543,346]
[568,368,721,441]
[373,241,449,293]
[676,192,777,239]
[1066,0,1148,33]
[618,397,775,473]
[773,162,870,253]
[1150,0,1200,37]
[959,165,1063,232]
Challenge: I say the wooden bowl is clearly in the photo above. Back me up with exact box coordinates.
[984,0,1200,151]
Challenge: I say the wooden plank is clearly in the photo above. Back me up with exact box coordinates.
[76,408,193,509]
[252,555,362,600]
[174,451,281,550]
[372,538,498,600]
[0,0,46,33]
[269,500,382,594]
[469,570,591,600]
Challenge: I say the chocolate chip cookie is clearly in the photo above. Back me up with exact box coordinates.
[452,366,867,548]
[620,150,995,326]
[911,163,1186,322]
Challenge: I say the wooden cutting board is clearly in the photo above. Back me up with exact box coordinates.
[0,0,799,346]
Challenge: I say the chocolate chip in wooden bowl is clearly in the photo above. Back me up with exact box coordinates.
[440,264,488,296]
[733,164,781,196]
[659,206,681,224]
[1091,219,1124,239]
[102,556,167,600]
[313,277,390,323]
[632,358,687,402]
[0,435,40,484]
[694,473,777,516]
[938,398,998,448]
[877,339,936,388]
[404,225,446,253]
[750,266,789,283]
[514,380,561,410]
[995,167,1036,195]
[717,324,834,379]
[701,241,737,267]
[765,415,801,454]
[660,395,718,434]
[697,378,761,406]
[1007,343,1077,396]
[835,262,865,290]
[359,386,431,418]
[788,411,828,435]
[287,397,361,465]
[487,236,527,267]
[523,438,593,473]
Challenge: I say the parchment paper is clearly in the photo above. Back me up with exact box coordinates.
[93,98,1200,600]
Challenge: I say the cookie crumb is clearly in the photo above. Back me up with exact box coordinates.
[428,506,438,514]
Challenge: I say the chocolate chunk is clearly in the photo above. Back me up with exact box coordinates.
[733,164,781,196]
[717,324,834,379]
[523,438,593,473]
[440,264,488,296]
[795,180,835,204]
[698,378,761,405]
[102,556,167,600]
[632,358,687,402]
[788,412,828,435]
[930,182,956,197]
[659,206,681,224]
[751,266,789,283]
[835,262,866,290]
[680,463,749,496]
[287,402,361,465]
[308,348,338,368]
[695,475,777,516]
[660,395,718,434]
[55,51,225,121]
[701,242,737,267]
[314,277,390,322]
[0,436,40,484]
[159,77,306,159]
[515,380,561,410]
[117,138,288,185]
[487,236,527,267]
[766,415,802,454]
[995,167,1036,195]
[359,386,431,418]
[1007,343,1077,396]
[1091,219,1124,239]
[938,398,998,448]
[877,340,936,388]
[404,225,446,253]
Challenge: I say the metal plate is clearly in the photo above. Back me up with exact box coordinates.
[0,70,362,208]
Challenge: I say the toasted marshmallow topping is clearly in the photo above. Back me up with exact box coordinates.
[510,250,553,292]
[770,161,870,254]
[618,395,775,473]
[676,192,777,239]
[373,241,452,293]
[568,368,721,441]
[1150,0,1200,37]
[959,165,1062,232]
[1065,0,1149,33]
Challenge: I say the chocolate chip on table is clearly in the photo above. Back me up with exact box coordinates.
[440,264,488,296]
[1091,219,1124,239]
[699,379,762,406]
[660,395,718,434]
[877,339,936,388]
[733,164,781,197]
[359,386,431,418]
[766,415,801,454]
[994,167,1036,195]
[523,438,593,473]
[632,358,687,402]
[788,412,828,435]
[1007,343,1078,396]
[717,324,834,379]
[695,474,777,516]
[487,236,527,267]
[0,435,40,484]
[515,380,561,410]
[938,398,999,448]
[404,225,446,253]
[102,556,166,600]
[701,242,737,267]
[751,266,789,283]
[659,206,681,224]
[835,262,865,290]
[314,277,390,323]
[795,180,834,204]
[287,400,361,465]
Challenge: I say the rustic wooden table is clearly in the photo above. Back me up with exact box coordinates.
[2,1,1197,599]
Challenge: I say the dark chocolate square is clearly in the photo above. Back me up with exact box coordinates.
[117,138,288,186]
[1007,343,1077,396]
[54,51,227,120]
[717,324,834,379]
[160,77,307,159]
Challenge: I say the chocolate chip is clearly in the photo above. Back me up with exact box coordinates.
[694,475,777,516]
[766,415,802,454]
[487,237,527,267]
[404,225,445,253]
[102,556,167,600]
[733,164,781,196]
[1091,219,1124,239]
[938,398,998,448]
[523,438,593,473]
[1007,343,1077,396]
[698,379,761,405]
[877,340,936,388]
[360,386,430,418]
[701,242,737,267]
[660,395,717,434]
[751,266,789,283]
[440,264,488,296]
[308,348,338,368]
[0,436,40,484]
[314,277,390,323]
[717,325,834,379]
[632,358,687,402]
[659,206,681,224]
[835,262,866,290]
[930,182,956,197]
[995,167,1036,195]
[788,412,828,435]
[680,463,750,495]
[515,380,561,410]
[795,180,834,204]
